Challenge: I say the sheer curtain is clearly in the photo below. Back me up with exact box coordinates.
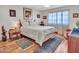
[48,10,69,35]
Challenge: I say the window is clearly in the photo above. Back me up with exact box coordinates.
[52,13,56,24]
[57,12,62,25]
[48,13,53,24]
[48,10,69,26]
[62,11,69,25]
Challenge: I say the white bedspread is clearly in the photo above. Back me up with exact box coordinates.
[20,26,57,46]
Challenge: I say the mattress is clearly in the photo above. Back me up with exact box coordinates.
[20,26,57,46]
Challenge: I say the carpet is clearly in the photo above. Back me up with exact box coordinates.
[16,38,33,49]
[34,36,63,53]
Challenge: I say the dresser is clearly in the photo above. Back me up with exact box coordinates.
[68,36,79,53]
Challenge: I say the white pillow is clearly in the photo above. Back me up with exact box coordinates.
[30,21,39,26]
[22,22,29,27]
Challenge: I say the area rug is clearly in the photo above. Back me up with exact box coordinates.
[16,38,33,49]
[34,36,63,53]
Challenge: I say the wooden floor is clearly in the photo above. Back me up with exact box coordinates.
[55,39,68,53]
[0,38,40,53]
[0,37,67,53]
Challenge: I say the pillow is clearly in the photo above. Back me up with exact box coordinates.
[30,21,39,26]
[22,22,29,27]
[71,28,79,35]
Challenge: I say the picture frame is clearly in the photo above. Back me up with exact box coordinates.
[43,16,47,19]
[37,14,40,18]
[9,9,16,17]
[73,13,79,18]
[23,8,32,20]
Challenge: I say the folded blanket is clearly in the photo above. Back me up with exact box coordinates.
[34,36,63,53]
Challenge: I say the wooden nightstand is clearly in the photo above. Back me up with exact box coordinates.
[9,28,21,40]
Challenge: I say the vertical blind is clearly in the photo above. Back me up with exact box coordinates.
[48,10,69,25]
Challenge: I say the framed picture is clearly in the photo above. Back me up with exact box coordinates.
[23,8,32,20]
[73,13,79,18]
[37,14,40,18]
[43,16,47,19]
[9,9,16,17]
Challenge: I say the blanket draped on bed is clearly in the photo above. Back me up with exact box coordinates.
[20,26,57,46]
[34,36,63,53]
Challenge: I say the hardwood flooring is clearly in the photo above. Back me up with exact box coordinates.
[0,38,40,53]
[0,37,67,53]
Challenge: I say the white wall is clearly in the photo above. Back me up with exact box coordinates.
[0,5,23,39]
[31,9,41,25]
[0,5,41,39]
[0,5,23,30]
[41,5,79,29]
[0,5,41,28]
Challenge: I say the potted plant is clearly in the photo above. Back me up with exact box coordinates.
[1,26,7,42]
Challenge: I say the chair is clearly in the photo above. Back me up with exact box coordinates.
[65,29,71,39]
[8,28,21,40]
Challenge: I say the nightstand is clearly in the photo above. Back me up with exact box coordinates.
[9,28,21,40]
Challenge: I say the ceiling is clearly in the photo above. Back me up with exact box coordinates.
[23,5,64,11]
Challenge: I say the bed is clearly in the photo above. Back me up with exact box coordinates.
[20,25,57,46]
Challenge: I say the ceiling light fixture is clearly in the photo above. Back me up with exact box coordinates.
[44,5,50,7]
